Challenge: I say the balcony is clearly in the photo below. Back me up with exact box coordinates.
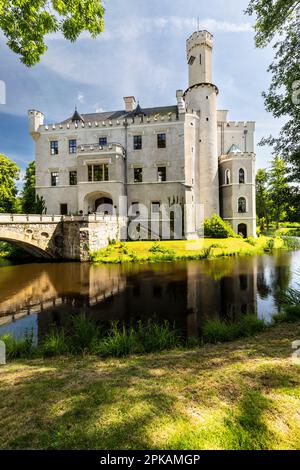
[77,142,125,156]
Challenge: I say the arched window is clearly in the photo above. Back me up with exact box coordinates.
[239,168,245,184]
[238,197,247,213]
[225,169,231,185]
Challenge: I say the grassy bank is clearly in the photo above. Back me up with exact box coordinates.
[0,320,299,450]
[90,236,297,264]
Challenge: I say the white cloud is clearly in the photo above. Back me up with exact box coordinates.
[77,92,85,103]
[94,103,104,112]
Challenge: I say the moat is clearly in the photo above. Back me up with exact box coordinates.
[0,250,300,342]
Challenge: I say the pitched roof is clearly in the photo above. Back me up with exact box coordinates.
[227,144,242,154]
[71,108,84,122]
[60,105,178,124]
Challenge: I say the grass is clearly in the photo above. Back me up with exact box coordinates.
[90,236,294,264]
[0,321,299,450]
[202,315,266,344]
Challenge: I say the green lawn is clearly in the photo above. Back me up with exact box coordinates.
[91,237,286,264]
[1,321,300,450]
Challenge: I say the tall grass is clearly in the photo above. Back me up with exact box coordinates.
[202,315,266,344]
[1,330,35,359]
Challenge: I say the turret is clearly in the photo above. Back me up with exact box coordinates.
[184,31,219,218]
[28,109,44,141]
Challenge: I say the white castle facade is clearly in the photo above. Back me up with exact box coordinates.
[29,30,256,239]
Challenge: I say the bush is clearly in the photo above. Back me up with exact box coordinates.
[204,214,237,239]
[137,320,180,352]
[96,323,138,357]
[263,238,275,252]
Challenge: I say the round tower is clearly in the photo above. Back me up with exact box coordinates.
[28,109,44,141]
[184,31,220,218]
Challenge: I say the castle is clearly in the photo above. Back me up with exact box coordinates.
[29,30,256,239]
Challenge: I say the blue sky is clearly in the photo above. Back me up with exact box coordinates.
[0,0,283,186]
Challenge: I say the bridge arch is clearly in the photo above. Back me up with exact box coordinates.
[0,230,55,259]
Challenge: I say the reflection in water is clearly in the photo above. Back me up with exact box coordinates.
[0,250,299,341]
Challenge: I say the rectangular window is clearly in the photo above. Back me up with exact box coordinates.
[151,201,160,213]
[51,172,59,186]
[69,171,77,186]
[99,137,108,146]
[69,139,77,154]
[50,140,58,155]
[157,133,166,148]
[87,164,109,182]
[157,167,166,182]
[134,168,143,183]
[133,135,142,150]
[60,204,68,215]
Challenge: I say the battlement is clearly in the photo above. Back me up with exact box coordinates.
[219,152,255,163]
[186,30,213,56]
[221,121,255,131]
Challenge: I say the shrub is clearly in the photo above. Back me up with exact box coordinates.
[245,236,257,246]
[282,236,300,251]
[204,214,237,239]
[1,330,35,358]
[263,238,275,252]
[42,329,69,357]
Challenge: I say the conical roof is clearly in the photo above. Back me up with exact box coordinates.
[71,108,84,122]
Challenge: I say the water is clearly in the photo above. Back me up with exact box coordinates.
[0,250,300,342]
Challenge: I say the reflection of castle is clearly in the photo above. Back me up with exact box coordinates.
[0,258,263,341]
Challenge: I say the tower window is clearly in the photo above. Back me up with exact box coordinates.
[199,54,202,64]
[188,55,195,65]
[69,171,77,186]
[51,172,59,186]
[157,167,166,182]
[151,202,160,213]
[157,133,166,148]
[239,168,245,184]
[99,137,107,146]
[133,135,142,150]
[134,168,143,183]
[69,139,77,154]
[50,140,58,155]
[206,118,209,121]
[225,169,231,185]
[238,197,247,213]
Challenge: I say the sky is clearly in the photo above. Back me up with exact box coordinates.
[0,0,284,187]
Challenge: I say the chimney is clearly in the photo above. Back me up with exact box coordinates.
[124,96,136,112]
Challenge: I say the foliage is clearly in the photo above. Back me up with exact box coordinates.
[0,0,105,66]
[202,315,266,344]
[204,214,238,239]
[42,329,69,357]
[70,314,99,353]
[21,161,36,213]
[1,330,35,358]
[0,154,20,213]
[256,169,270,227]
[246,1,300,180]
[273,304,300,323]
[35,194,47,214]
[268,156,291,227]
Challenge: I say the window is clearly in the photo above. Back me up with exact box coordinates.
[225,169,231,185]
[134,168,143,183]
[133,135,142,150]
[157,167,166,182]
[199,54,202,65]
[239,168,245,184]
[238,197,247,213]
[99,137,107,146]
[60,204,68,215]
[87,164,109,182]
[50,141,58,155]
[69,139,77,154]
[132,202,140,216]
[151,202,160,213]
[157,133,166,148]
[51,172,59,186]
[69,171,77,186]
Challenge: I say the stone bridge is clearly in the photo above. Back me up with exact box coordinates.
[0,214,127,260]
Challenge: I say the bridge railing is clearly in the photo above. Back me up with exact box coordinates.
[0,214,127,223]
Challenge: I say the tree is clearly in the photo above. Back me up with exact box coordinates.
[35,195,47,215]
[256,168,270,229]
[0,154,20,212]
[22,161,36,213]
[268,156,291,228]
[0,0,105,66]
[246,1,300,180]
